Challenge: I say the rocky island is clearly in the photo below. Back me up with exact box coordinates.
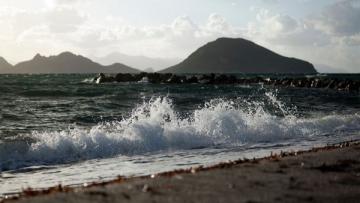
[160,38,317,74]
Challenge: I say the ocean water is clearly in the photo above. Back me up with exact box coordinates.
[0,74,359,197]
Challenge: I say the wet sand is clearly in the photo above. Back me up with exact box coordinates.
[4,141,360,203]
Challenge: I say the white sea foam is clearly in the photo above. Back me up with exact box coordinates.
[1,92,360,170]
[81,77,95,83]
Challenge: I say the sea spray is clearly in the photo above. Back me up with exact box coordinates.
[1,91,360,171]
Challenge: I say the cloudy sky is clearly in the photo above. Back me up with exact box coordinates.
[0,0,359,72]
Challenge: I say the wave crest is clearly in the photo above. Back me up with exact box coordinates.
[1,92,360,170]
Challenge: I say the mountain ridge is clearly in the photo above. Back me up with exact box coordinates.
[0,52,140,74]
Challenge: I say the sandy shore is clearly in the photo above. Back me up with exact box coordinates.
[3,141,360,203]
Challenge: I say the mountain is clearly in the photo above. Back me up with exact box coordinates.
[0,57,13,73]
[160,38,317,74]
[11,52,140,74]
[92,52,181,71]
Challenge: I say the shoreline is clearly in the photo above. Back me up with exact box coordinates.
[2,140,360,202]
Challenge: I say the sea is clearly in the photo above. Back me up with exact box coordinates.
[0,73,359,198]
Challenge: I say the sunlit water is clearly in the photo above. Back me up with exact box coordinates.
[0,74,359,197]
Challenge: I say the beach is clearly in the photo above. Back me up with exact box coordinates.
[3,141,359,203]
[0,0,360,201]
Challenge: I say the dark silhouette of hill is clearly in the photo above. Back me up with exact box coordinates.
[0,57,13,73]
[160,38,317,74]
[6,52,139,74]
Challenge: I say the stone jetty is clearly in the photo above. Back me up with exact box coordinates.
[94,73,360,92]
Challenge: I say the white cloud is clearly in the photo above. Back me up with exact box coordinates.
[204,13,231,34]
[310,0,360,36]
[252,9,298,37]
[65,13,242,59]
[56,0,80,4]
[0,5,87,61]
[46,6,87,33]
[171,16,198,36]
[244,3,360,72]
[44,0,89,8]
[0,5,85,36]
[246,9,326,46]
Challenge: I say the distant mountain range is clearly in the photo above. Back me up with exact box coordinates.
[91,52,181,71]
[0,38,318,74]
[0,52,140,74]
[160,38,317,74]
[315,64,345,73]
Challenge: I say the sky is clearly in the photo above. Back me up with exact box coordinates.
[0,0,359,72]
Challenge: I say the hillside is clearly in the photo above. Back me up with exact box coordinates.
[0,57,13,73]
[10,52,139,74]
[160,38,317,74]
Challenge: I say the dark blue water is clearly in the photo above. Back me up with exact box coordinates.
[0,74,359,196]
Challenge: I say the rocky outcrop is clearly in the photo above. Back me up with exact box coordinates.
[94,73,360,92]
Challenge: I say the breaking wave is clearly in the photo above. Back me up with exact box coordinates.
[1,91,360,171]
